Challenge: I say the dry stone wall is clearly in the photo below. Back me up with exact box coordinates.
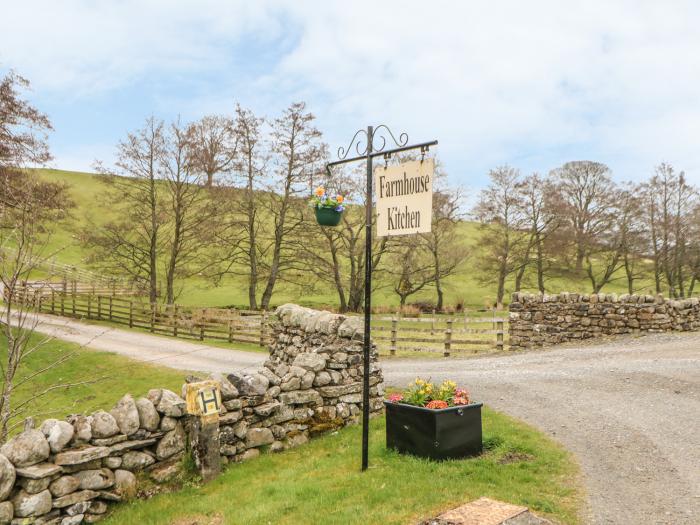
[509,291,700,349]
[0,304,384,524]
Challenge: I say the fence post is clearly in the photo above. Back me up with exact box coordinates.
[51,290,55,314]
[228,319,233,343]
[444,318,453,357]
[431,309,436,335]
[390,317,398,356]
[199,323,205,341]
[259,310,268,347]
[173,305,179,337]
[72,290,76,316]
[496,320,504,351]
[129,301,133,328]
[109,296,113,321]
[97,296,102,320]
[87,294,92,319]
[150,303,156,333]
[60,292,65,316]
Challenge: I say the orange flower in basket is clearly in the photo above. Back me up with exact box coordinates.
[315,186,325,197]
[336,195,344,203]
[425,400,449,410]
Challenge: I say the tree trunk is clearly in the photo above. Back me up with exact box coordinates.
[535,235,545,293]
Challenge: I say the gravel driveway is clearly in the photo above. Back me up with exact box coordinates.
[22,311,700,524]
[384,333,700,525]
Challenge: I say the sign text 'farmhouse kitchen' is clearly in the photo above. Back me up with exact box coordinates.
[374,159,433,237]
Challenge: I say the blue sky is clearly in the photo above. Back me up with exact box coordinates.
[2,1,700,191]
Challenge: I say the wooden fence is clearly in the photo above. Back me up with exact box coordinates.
[10,285,507,355]
[369,313,507,356]
[19,290,270,347]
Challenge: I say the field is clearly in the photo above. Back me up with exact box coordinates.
[104,409,582,525]
[33,168,660,311]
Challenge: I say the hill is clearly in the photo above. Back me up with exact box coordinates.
[33,168,658,310]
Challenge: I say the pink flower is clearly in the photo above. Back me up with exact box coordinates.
[455,388,469,398]
[426,400,449,410]
[453,396,470,405]
[388,393,404,403]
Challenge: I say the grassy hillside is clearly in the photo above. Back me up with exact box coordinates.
[36,168,659,310]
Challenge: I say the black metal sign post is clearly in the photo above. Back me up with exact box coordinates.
[326,126,437,471]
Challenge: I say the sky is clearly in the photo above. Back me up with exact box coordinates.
[2,0,700,192]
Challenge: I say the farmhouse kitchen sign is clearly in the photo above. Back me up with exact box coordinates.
[374,158,434,237]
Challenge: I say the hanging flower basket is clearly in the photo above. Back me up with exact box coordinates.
[310,187,345,227]
[315,206,342,226]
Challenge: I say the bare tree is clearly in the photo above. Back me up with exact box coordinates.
[259,102,325,309]
[472,166,527,308]
[295,170,390,312]
[642,163,698,298]
[420,189,469,310]
[161,119,221,304]
[85,118,167,303]
[189,115,238,187]
[0,71,52,170]
[0,73,87,438]
[551,161,615,273]
[513,173,560,293]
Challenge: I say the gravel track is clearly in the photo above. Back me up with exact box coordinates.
[23,312,700,524]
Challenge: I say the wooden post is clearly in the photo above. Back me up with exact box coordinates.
[444,318,453,357]
[150,303,156,333]
[51,290,55,314]
[129,301,134,328]
[109,296,113,321]
[97,295,102,320]
[259,310,268,347]
[173,305,179,337]
[431,309,436,335]
[227,319,233,343]
[390,317,397,356]
[72,290,76,316]
[185,380,222,482]
[87,294,92,319]
[199,323,205,341]
[496,320,504,351]
[60,292,65,316]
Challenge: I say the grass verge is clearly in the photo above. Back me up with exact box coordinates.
[104,408,582,525]
[1,333,187,433]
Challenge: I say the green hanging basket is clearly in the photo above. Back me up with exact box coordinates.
[315,206,343,227]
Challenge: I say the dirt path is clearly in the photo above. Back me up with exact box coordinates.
[23,312,700,524]
[384,333,700,525]
[22,311,265,374]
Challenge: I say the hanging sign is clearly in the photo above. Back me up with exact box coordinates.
[374,158,433,237]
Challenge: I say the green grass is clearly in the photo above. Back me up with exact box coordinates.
[104,409,582,525]
[2,332,187,433]
[35,168,661,310]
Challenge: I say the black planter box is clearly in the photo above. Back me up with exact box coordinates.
[384,401,483,461]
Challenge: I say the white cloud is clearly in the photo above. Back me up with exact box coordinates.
[2,0,700,184]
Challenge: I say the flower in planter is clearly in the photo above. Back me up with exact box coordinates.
[388,378,475,409]
[309,187,345,211]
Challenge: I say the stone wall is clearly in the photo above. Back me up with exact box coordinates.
[0,304,383,524]
[509,292,700,349]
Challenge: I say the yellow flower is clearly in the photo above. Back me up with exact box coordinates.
[315,186,325,197]
[336,195,344,203]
